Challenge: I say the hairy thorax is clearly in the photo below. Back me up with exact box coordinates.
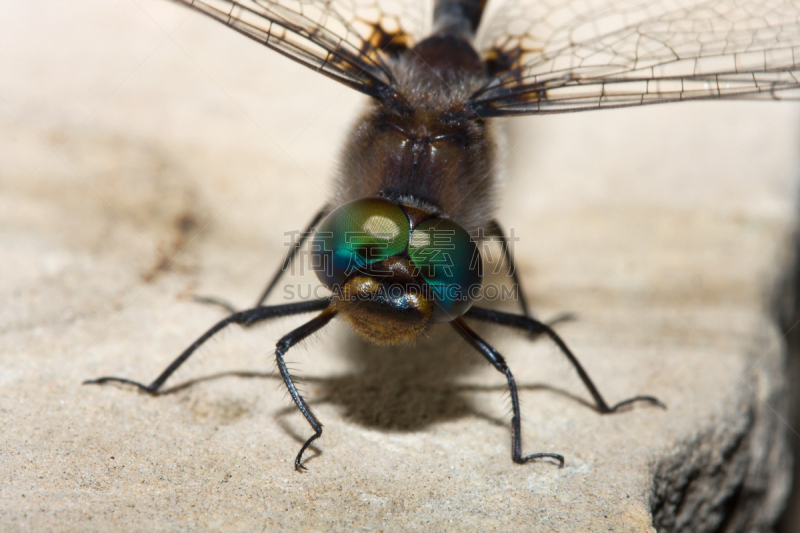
[333,34,499,234]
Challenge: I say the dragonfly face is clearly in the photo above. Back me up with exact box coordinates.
[88,0,798,470]
[313,197,482,343]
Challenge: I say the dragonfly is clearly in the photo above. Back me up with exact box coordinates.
[86,0,800,471]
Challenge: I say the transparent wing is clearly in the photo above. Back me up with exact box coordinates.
[473,0,800,115]
[173,0,434,95]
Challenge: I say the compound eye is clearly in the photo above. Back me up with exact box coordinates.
[312,198,409,288]
[408,218,482,322]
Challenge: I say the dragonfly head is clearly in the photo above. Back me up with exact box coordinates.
[311,197,482,344]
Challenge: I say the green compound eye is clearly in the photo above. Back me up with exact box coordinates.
[312,198,410,288]
[408,218,482,322]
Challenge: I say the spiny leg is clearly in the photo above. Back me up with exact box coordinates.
[464,306,665,413]
[255,206,329,307]
[193,206,329,314]
[452,318,565,467]
[84,298,331,393]
[274,309,337,471]
[487,219,530,318]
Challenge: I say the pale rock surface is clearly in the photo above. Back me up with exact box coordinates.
[1,1,799,531]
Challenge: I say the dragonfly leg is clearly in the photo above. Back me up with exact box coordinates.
[464,306,665,414]
[487,219,532,318]
[255,206,330,307]
[192,206,329,314]
[274,309,337,471]
[84,298,331,394]
[452,318,565,467]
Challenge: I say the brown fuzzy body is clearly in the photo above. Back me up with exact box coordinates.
[332,36,498,235]
[330,34,496,343]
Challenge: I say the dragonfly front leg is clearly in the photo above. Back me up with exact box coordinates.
[452,318,565,467]
[464,306,665,414]
[273,308,337,471]
[84,298,331,394]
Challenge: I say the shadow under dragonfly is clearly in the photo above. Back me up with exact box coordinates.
[135,323,597,433]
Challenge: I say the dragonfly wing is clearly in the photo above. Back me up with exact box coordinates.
[173,0,434,96]
[472,0,800,115]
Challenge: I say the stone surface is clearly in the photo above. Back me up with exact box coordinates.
[2,1,799,531]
